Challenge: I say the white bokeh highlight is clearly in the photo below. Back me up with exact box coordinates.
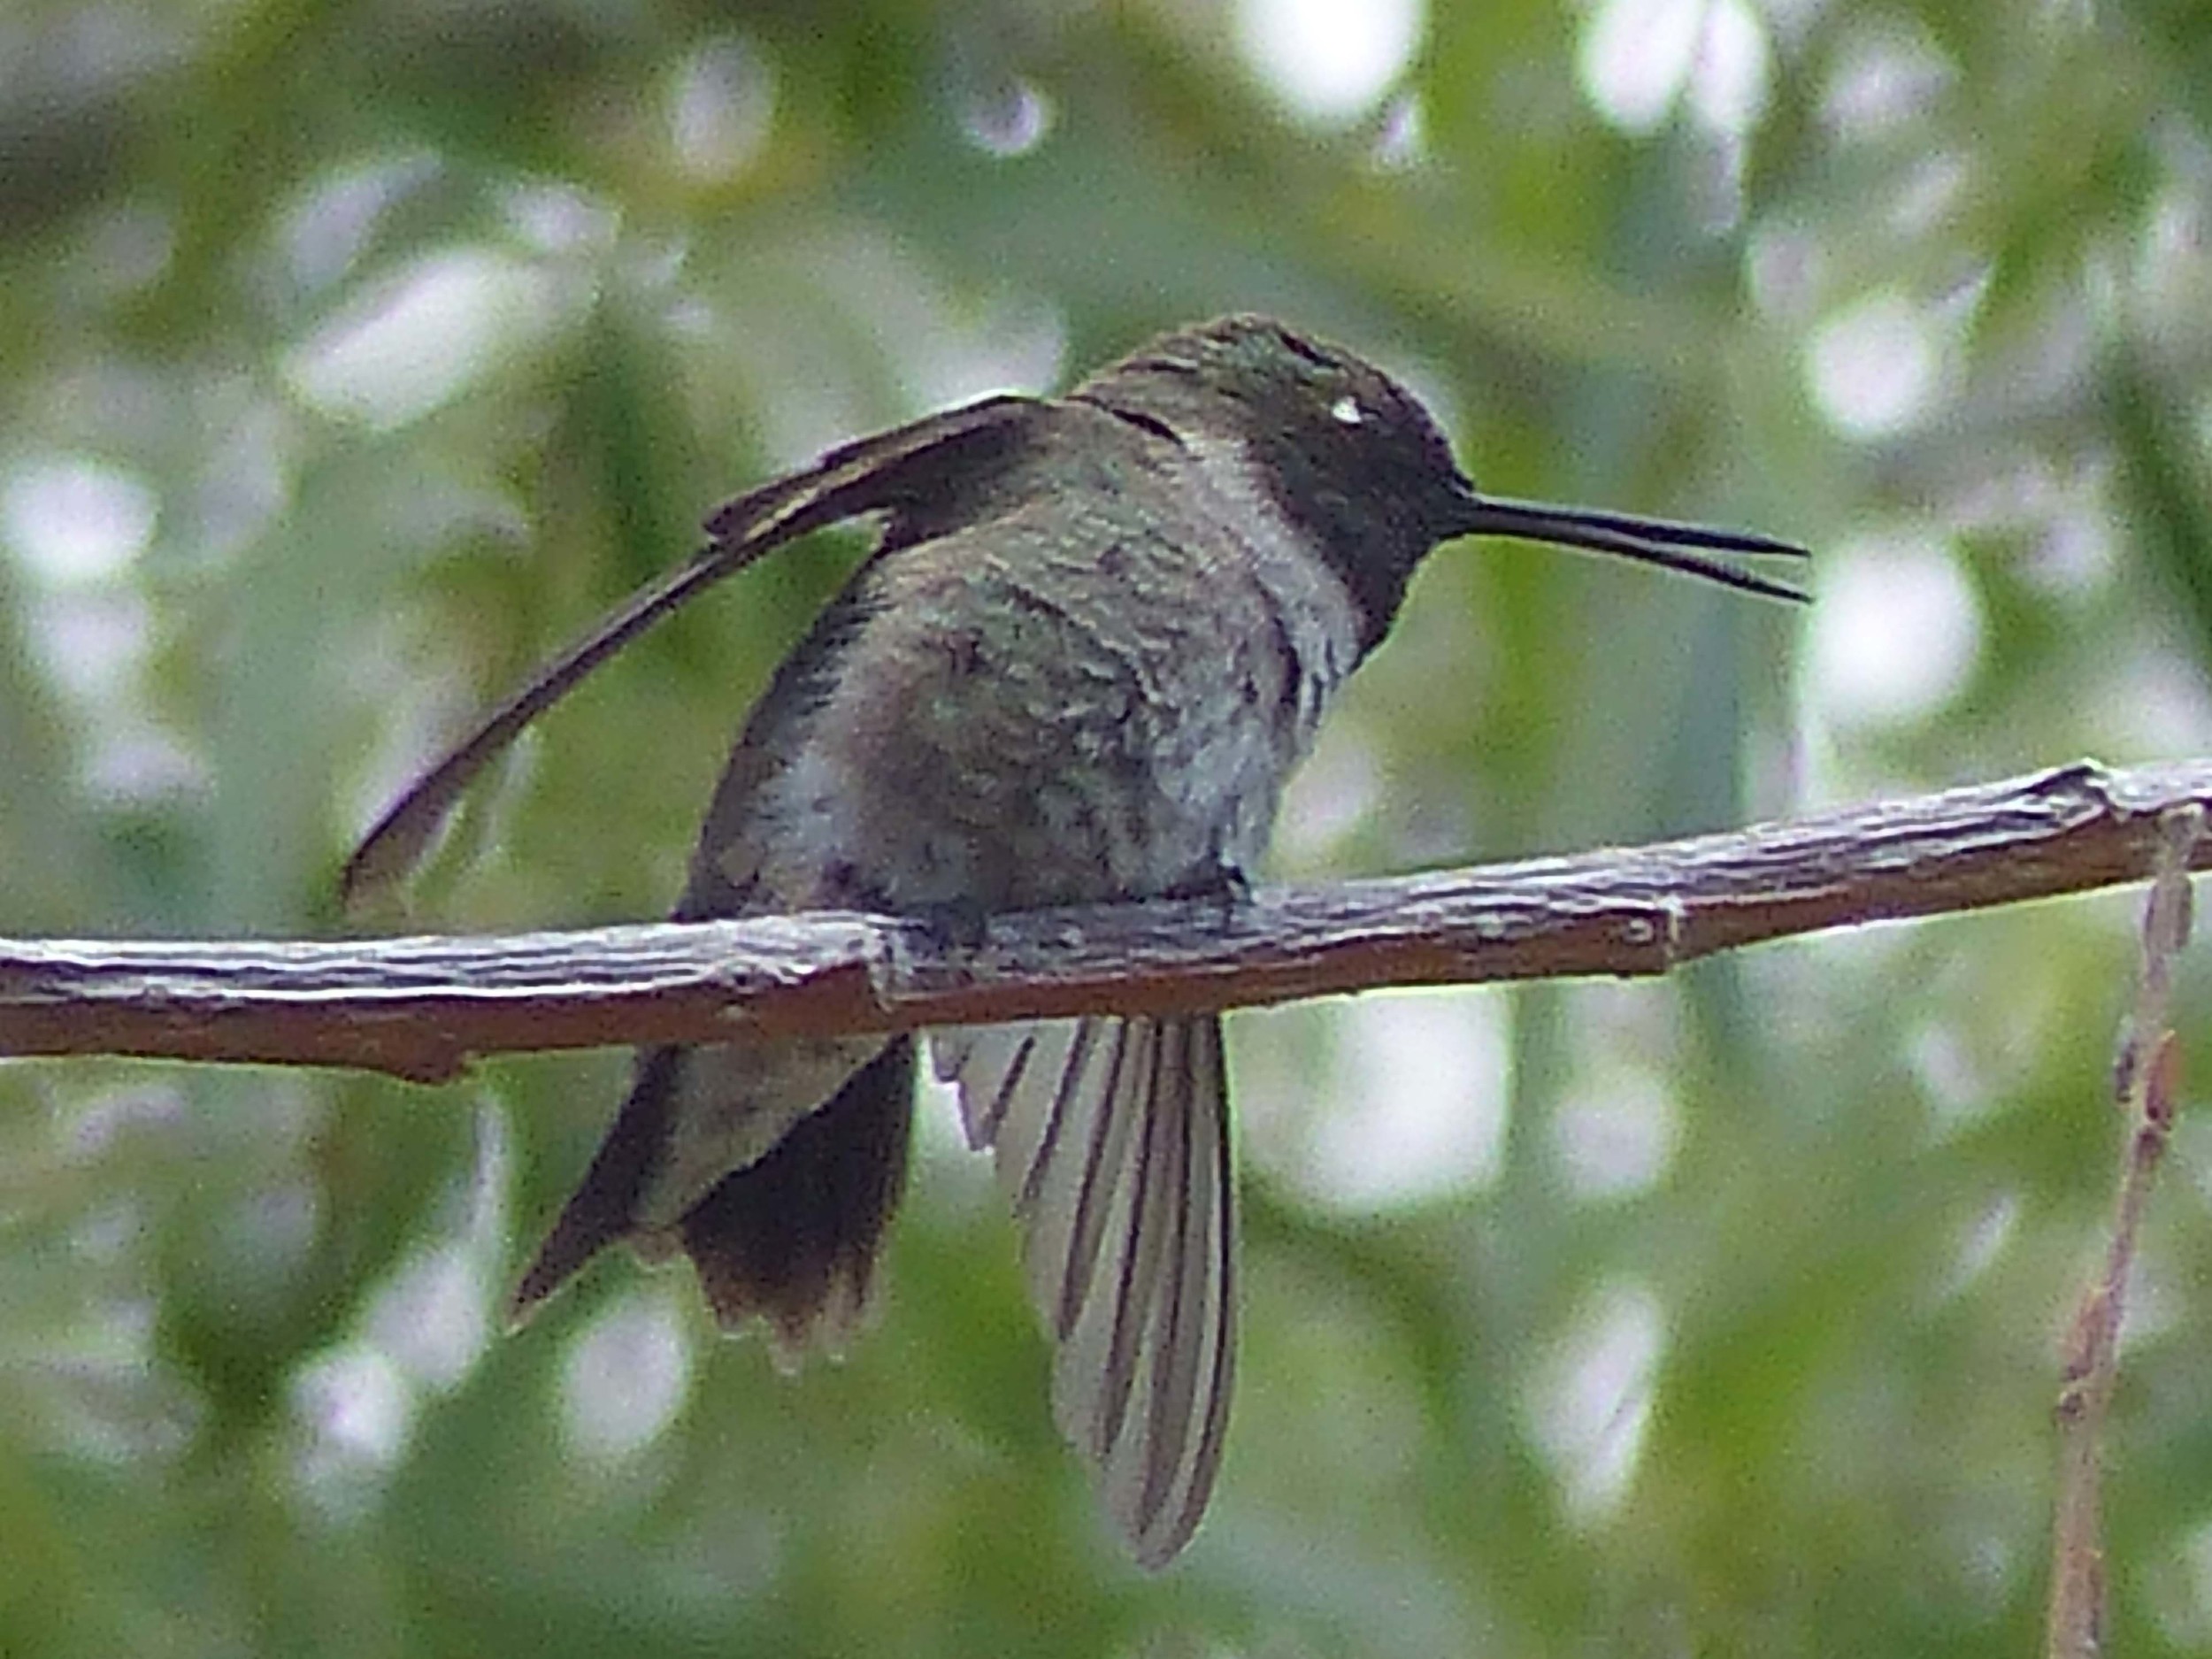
[1553,1060,1680,1201]
[1578,0,1771,137]
[285,248,565,430]
[1805,289,1947,440]
[290,1344,414,1519]
[3,454,157,587]
[668,35,778,181]
[561,1290,695,1463]
[1524,1279,1666,1522]
[1299,987,1509,1209]
[1234,0,1425,124]
[1807,534,1983,729]
[1819,22,1955,142]
[364,1243,492,1393]
[294,1347,411,1468]
[959,77,1056,158]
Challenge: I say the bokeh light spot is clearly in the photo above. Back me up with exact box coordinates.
[2,454,157,587]
[1808,534,1983,728]
[1805,289,1946,439]
[1235,0,1425,124]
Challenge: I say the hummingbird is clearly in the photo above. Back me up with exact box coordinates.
[344,314,1806,1567]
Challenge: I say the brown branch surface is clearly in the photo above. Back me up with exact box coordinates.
[2044,803,2200,1659]
[2,757,2208,1084]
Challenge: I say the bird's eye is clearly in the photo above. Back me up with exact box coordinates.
[1329,395,1365,426]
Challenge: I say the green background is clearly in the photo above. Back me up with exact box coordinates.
[5,1,2212,1654]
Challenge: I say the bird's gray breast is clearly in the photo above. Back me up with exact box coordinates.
[751,449,1363,916]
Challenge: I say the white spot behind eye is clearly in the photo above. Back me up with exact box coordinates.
[1330,395,1364,425]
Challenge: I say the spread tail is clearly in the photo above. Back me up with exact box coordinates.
[933,1014,1235,1568]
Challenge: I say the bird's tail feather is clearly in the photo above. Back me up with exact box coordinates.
[680,1037,916,1359]
[509,1038,917,1363]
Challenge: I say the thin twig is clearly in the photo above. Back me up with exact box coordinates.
[0,757,2208,1083]
[2046,802,2201,1659]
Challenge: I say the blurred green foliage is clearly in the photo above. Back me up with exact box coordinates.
[4,0,2212,1654]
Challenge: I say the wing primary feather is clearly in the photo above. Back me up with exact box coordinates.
[340,549,746,906]
[341,396,1039,908]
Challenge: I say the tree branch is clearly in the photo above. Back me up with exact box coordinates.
[2044,803,2200,1659]
[2,757,2206,1084]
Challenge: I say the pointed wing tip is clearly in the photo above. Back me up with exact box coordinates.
[505,1251,584,1332]
[506,1202,635,1332]
[503,1278,555,1334]
[336,842,398,917]
[337,804,442,915]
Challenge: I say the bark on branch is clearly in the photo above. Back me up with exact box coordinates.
[1,757,2205,1085]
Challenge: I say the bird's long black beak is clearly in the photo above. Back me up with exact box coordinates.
[1443,480,1811,603]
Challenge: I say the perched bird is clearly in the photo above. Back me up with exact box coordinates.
[345,314,1805,1566]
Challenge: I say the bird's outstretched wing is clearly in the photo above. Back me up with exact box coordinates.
[341,395,1041,907]
[934,1014,1236,1568]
